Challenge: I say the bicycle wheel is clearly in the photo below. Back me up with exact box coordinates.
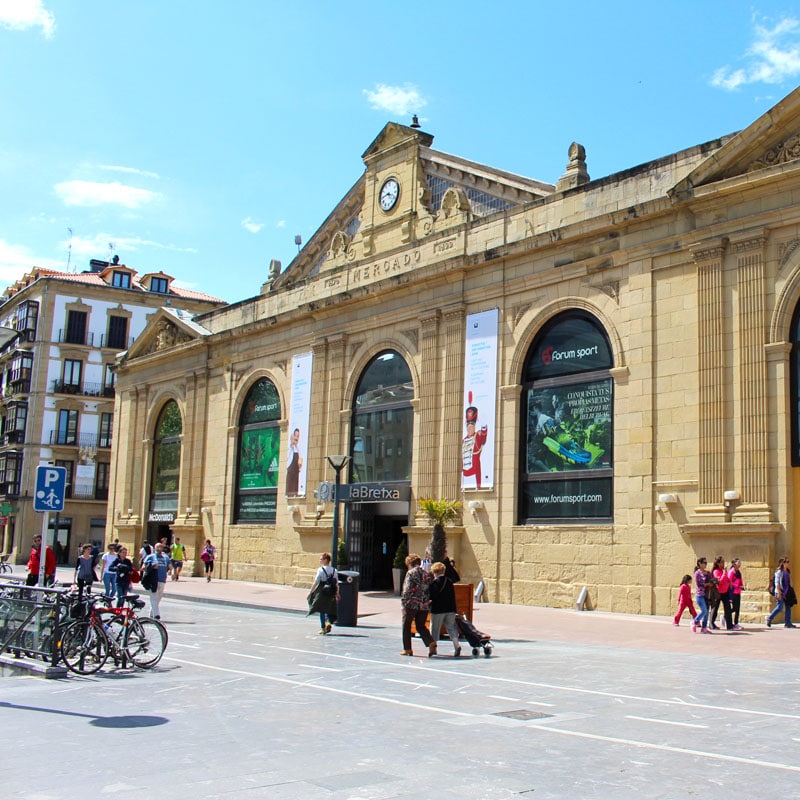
[124,617,167,668]
[59,620,109,674]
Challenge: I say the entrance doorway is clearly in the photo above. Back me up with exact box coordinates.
[346,504,407,591]
[146,522,173,548]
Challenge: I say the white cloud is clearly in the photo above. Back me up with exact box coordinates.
[66,233,196,259]
[97,164,161,180]
[711,16,800,90]
[54,180,161,208]
[276,220,286,229]
[0,238,61,286]
[363,83,427,117]
[241,216,264,234]
[0,0,55,38]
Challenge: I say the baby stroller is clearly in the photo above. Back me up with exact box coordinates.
[455,614,493,657]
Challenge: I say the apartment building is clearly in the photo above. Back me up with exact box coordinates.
[0,258,225,565]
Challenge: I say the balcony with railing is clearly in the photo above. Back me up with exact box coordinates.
[47,431,112,449]
[99,333,134,350]
[57,329,95,347]
[71,485,109,501]
[50,379,114,398]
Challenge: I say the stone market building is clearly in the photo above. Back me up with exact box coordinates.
[110,87,800,617]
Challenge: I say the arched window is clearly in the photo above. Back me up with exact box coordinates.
[789,305,800,465]
[235,378,281,523]
[519,312,614,523]
[351,350,414,483]
[151,400,182,513]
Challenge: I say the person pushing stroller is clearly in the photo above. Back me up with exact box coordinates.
[429,561,461,658]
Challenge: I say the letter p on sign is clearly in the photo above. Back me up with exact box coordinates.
[34,465,67,512]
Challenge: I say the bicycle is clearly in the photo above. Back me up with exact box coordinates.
[0,555,13,574]
[58,592,167,674]
[95,593,168,669]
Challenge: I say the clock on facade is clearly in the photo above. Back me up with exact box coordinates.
[379,178,400,211]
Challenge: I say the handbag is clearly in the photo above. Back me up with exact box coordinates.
[787,585,797,607]
[130,567,141,584]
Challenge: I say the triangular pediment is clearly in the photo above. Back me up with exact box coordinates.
[672,85,800,197]
[125,307,210,360]
[361,121,434,161]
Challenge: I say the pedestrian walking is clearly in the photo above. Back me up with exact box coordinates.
[429,561,461,657]
[170,536,186,580]
[25,534,56,586]
[691,557,712,633]
[201,539,216,582]
[113,546,135,607]
[710,556,734,631]
[727,558,745,630]
[400,553,436,657]
[142,542,170,619]
[307,552,339,634]
[74,543,97,599]
[673,574,696,626]
[766,556,797,628]
[100,543,119,598]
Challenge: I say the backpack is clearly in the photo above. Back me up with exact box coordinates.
[768,575,776,596]
[320,567,337,594]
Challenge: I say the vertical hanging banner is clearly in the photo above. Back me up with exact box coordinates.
[286,352,313,497]
[462,308,499,490]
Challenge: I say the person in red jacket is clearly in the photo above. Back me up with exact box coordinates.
[710,555,734,630]
[26,534,56,586]
[673,574,697,626]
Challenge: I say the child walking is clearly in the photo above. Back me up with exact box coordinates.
[673,574,697,626]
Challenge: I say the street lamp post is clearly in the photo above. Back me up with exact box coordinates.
[326,454,350,570]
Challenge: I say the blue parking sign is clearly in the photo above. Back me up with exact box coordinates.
[34,465,67,512]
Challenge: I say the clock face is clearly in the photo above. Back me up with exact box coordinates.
[379,178,399,211]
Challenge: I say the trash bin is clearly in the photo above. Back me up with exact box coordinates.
[336,570,360,627]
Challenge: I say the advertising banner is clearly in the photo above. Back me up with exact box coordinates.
[286,352,312,496]
[525,379,612,474]
[239,427,280,489]
[461,308,498,490]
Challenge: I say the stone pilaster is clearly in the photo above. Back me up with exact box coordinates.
[441,304,466,504]
[691,240,729,521]
[732,234,773,521]
[324,335,348,461]
[307,340,330,501]
[414,311,441,515]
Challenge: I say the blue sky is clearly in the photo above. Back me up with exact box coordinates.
[2,1,800,304]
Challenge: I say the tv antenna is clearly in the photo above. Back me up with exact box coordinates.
[66,228,73,272]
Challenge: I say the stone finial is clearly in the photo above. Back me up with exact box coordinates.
[556,141,590,191]
[268,259,281,282]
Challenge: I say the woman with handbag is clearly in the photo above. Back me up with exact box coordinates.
[307,552,339,634]
[400,553,436,657]
[201,540,216,582]
[709,556,733,631]
[766,556,796,628]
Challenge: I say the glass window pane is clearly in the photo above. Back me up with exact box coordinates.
[354,351,413,408]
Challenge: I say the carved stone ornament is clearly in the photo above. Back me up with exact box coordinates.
[779,238,800,268]
[143,320,191,355]
[439,187,470,220]
[747,132,800,172]
[329,231,350,259]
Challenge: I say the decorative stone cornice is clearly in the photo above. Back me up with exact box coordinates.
[690,238,728,264]
[730,234,767,254]
[746,132,800,172]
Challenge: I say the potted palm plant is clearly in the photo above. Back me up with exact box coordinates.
[418,497,462,563]
[392,537,408,595]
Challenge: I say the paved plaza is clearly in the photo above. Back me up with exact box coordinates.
[2,572,799,799]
